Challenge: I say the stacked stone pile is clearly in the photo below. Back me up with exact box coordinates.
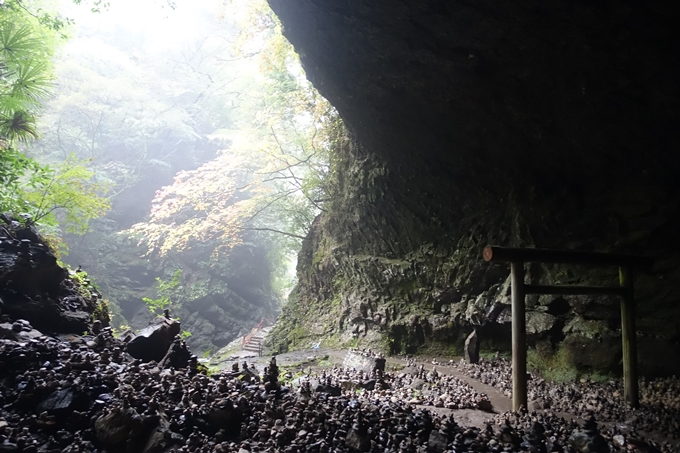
[454,357,680,443]
[300,362,491,412]
[0,328,675,452]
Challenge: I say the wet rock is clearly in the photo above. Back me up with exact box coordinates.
[0,322,43,341]
[346,428,370,452]
[127,317,180,362]
[94,406,143,446]
[0,221,105,335]
[159,336,191,369]
[207,399,241,428]
[464,329,479,364]
[526,312,557,335]
[568,431,607,453]
[36,389,88,415]
[567,417,609,453]
[428,430,448,452]
[141,416,171,453]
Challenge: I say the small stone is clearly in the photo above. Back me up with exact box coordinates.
[612,435,625,447]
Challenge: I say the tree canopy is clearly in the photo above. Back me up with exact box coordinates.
[2,0,341,336]
[126,0,336,265]
[1,0,109,241]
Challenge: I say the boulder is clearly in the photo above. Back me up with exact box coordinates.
[346,428,370,452]
[36,389,89,415]
[95,406,143,446]
[526,312,556,335]
[141,416,172,453]
[127,317,181,363]
[409,378,426,390]
[0,322,44,341]
[568,431,608,453]
[314,382,341,396]
[343,350,385,372]
[464,329,479,364]
[562,318,622,372]
[159,337,191,369]
[428,430,448,453]
[0,220,104,334]
[207,399,242,437]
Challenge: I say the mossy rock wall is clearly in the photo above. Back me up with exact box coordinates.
[266,0,680,376]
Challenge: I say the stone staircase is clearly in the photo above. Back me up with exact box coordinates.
[242,325,268,356]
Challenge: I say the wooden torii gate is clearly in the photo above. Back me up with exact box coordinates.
[482,246,653,411]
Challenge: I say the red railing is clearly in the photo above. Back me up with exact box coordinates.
[242,318,266,348]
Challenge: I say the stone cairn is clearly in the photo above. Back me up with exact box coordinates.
[0,318,676,452]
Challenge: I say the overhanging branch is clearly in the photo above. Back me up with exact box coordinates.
[241,227,306,240]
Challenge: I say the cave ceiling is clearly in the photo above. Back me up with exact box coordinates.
[268,0,680,192]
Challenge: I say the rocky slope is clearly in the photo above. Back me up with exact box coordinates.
[1,334,677,452]
[0,216,108,334]
[266,1,680,375]
[67,231,280,356]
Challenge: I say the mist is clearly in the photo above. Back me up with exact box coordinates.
[25,0,333,354]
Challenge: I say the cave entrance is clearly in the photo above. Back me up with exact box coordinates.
[483,245,653,410]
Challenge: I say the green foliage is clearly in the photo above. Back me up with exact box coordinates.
[480,350,511,360]
[0,1,109,247]
[141,292,169,314]
[0,1,60,144]
[69,269,110,324]
[527,346,578,383]
[112,324,131,337]
[125,0,337,300]
[92,298,110,324]
[70,269,98,297]
[179,330,192,340]
[23,155,110,232]
[142,268,182,315]
[316,356,333,368]
[0,151,109,251]
[0,148,42,207]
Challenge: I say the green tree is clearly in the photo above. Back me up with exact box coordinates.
[0,0,109,243]
[143,269,182,315]
[21,155,110,233]
[0,1,57,143]
[128,0,336,264]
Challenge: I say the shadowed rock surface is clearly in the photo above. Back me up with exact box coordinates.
[0,332,677,452]
[0,217,107,335]
[266,0,680,375]
[126,316,181,363]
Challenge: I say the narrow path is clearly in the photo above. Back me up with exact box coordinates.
[384,357,513,414]
[214,348,513,416]
[212,347,677,444]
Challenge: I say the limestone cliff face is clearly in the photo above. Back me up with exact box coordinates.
[267,0,680,375]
